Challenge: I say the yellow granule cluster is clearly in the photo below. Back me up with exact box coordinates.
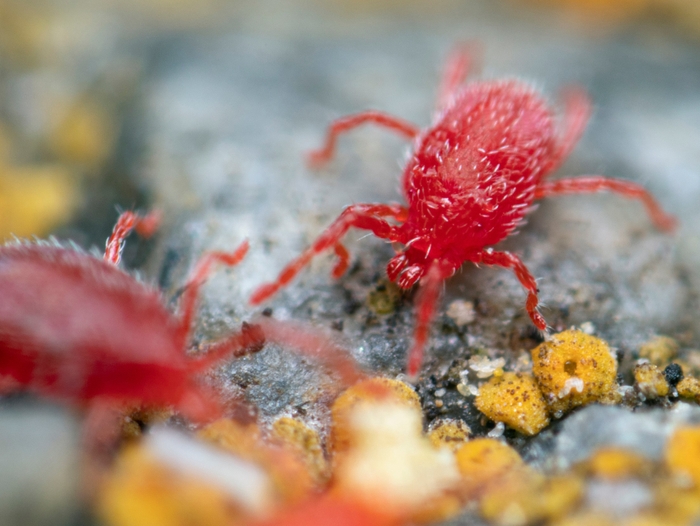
[578,447,652,480]
[455,438,524,495]
[639,336,679,366]
[199,419,313,504]
[677,376,700,402]
[270,417,329,487]
[98,445,244,526]
[475,372,550,436]
[665,426,700,488]
[330,377,421,454]
[634,363,670,400]
[531,330,619,415]
[480,472,584,526]
[428,418,471,452]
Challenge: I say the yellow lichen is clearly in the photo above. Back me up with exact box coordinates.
[551,511,616,526]
[677,376,700,403]
[480,473,584,526]
[270,417,329,486]
[48,97,116,167]
[665,426,700,488]
[331,377,421,454]
[428,418,471,452]
[0,164,78,240]
[639,336,679,367]
[634,363,670,400]
[578,447,652,480]
[199,419,312,505]
[532,330,619,416]
[333,401,460,519]
[99,445,243,526]
[475,372,549,436]
[455,438,525,497]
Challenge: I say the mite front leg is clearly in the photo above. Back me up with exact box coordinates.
[307,111,420,168]
[535,176,677,232]
[474,249,547,332]
[250,203,407,305]
[176,240,250,348]
[406,261,455,381]
[104,210,161,265]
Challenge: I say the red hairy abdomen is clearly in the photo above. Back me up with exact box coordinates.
[0,245,185,403]
[402,80,557,255]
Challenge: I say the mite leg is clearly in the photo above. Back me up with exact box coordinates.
[188,321,265,372]
[307,111,420,167]
[252,318,366,387]
[474,249,547,332]
[406,261,454,381]
[547,88,591,175]
[250,203,407,305]
[436,43,479,112]
[535,176,677,232]
[104,210,161,265]
[176,240,250,348]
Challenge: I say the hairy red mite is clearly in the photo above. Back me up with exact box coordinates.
[0,211,365,422]
[250,47,677,381]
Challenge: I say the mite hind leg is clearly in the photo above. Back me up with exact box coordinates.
[307,111,420,167]
[436,43,480,111]
[176,241,251,347]
[548,88,591,174]
[535,176,677,232]
[250,203,407,305]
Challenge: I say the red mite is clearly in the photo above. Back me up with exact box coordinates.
[250,47,676,380]
[0,211,364,421]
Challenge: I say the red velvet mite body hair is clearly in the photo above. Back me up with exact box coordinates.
[251,47,676,380]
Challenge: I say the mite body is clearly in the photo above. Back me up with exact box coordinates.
[0,212,264,422]
[251,47,675,380]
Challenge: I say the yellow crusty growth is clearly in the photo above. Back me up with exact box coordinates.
[270,417,329,487]
[634,363,669,400]
[532,330,619,415]
[475,372,550,436]
[428,418,471,452]
[677,376,700,403]
[455,438,524,496]
[578,447,652,481]
[665,426,700,488]
[330,377,421,454]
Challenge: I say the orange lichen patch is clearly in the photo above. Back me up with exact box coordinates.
[99,444,247,526]
[475,372,549,436]
[199,419,313,505]
[331,377,421,454]
[532,330,619,416]
[0,164,78,240]
[48,98,116,168]
[455,438,526,497]
[639,336,679,367]
[428,418,471,452]
[677,376,700,403]
[665,426,700,488]
[651,483,700,526]
[578,447,652,480]
[634,363,670,400]
[270,417,329,487]
[551,511,616,526]
[333,401,460,519]
[480,473,584,526]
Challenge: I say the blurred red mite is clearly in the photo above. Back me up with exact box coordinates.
[251,46,676,381]
[0,211,365,421]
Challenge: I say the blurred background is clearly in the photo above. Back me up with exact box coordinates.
[1,0,699,525]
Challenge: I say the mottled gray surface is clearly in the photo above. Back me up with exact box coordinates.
[139,5,700,427]
[0,401,81,526]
